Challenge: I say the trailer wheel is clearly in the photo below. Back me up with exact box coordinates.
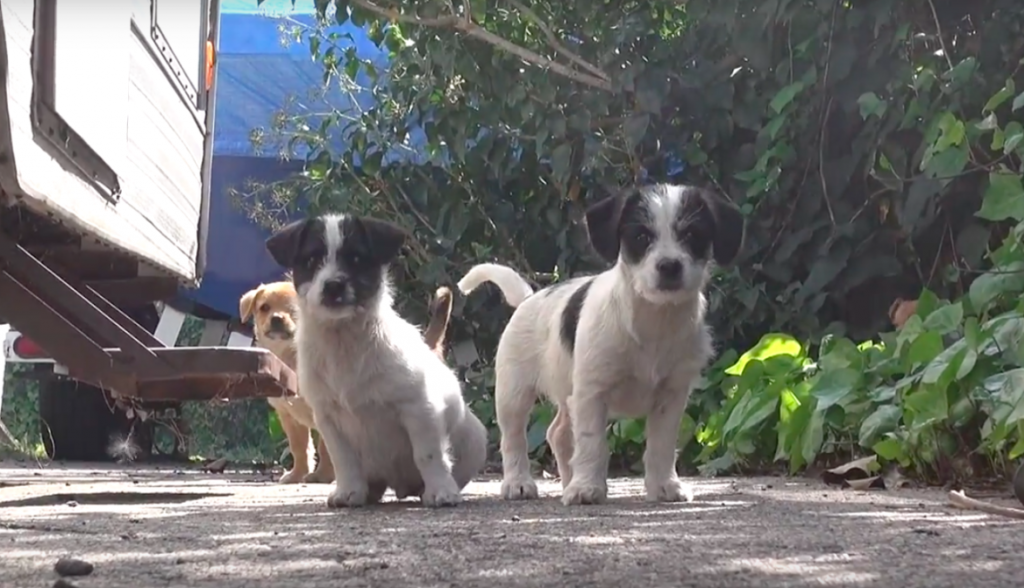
[38,378,151,462]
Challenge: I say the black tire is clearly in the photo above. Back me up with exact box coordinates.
[38,377,150,462]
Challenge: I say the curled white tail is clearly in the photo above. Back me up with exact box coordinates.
[457,263,534,308]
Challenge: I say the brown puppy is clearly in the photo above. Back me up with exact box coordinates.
[240,282,455,484]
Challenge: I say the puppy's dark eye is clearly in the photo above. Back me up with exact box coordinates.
[259,303,270,313]
[633,228,653,247]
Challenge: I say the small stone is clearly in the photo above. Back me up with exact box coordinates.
[65,501,78,508]
[54,557,93,577]
[510,515,521,522]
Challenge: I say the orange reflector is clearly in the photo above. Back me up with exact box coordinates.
[205,40,215,90]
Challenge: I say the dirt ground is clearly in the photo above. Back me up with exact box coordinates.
[1,461,1022,588]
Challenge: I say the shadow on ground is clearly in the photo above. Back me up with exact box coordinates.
[0,465,1021,588]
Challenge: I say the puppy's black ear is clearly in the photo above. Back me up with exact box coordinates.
[358,217,407,265]
[584,190,627,263]
[265,219,314,269]
[699,189,745,266]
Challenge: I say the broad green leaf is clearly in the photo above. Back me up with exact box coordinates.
[969,263,1024,312]
[725,333,803,376]
[976,172,1024,222]
[922,302,963,334]
[858,404,902,448]
[857,92,886,119]
[903,383,950,429]
[770,82,805,114]
[923,143,968,179]
[1013,91,1024,112]
[981,368,1024,427]
[921,344,965,386]
[905,331,944,369]
[872,437,906,462]
[983,80,1015,113]
[810,367,861,411]
[798,401,825,468]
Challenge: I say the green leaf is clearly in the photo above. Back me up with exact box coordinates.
[983,81,1015,113]
[922,302,963,334]
[872,437,905,462]
[905,331,944,369]
[770,82,805,114]
[903,383,949,429]
[623,114,650,150]
[969,263,1024,312]
[1014,91,1024,112]
[725,333,803,376]
[810,367,861,412]
[859,405,902,448]
[976,172,1024,222]
[857,92,886,120]
[981,369,1024,429]
[550,142,573,183]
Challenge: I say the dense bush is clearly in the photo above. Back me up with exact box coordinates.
[234,0,1024,481]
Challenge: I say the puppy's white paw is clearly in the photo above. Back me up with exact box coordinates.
[500,476,539,501]
[420,478,462,508]
[561,479,607,505]
[278,468,308,484]
[326,483,369,508]
[645,477,694,503]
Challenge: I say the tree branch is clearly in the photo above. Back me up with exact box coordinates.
[349,0,613,91]
[503,0,610,82]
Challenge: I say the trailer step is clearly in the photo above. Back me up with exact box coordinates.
[114,346,298,401]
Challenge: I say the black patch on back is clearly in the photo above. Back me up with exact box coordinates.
[559,278,594,354]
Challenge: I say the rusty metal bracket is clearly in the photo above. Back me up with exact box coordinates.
[0,232,173,376]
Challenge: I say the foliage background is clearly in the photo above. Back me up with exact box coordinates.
[4,0,1023,482]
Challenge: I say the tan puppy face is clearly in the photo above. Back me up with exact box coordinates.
[240,281,299,347]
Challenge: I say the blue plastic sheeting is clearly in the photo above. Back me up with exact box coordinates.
[180,154,306,317]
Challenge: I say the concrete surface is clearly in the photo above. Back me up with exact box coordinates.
[1,462,1022,588]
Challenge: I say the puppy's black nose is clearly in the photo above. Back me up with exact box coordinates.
[321,278,347,304]
[269,315,285,330]
[656,259,683,281]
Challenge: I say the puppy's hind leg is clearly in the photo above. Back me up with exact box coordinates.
[398,406,462,508]
[545,404,574,489]
[450,407,488,490]
[496,364,540,500]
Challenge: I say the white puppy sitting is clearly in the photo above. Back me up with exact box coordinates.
[458,183,744,505]
[264,213,487,508]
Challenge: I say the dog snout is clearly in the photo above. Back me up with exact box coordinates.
[321,278,348,306]
[269,315,286,330]
[656,258,683,282]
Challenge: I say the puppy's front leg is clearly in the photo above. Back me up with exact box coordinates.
[398,404,461,507]
[562,389,610,506]
[642,384,695,503]
[314,413,370,508]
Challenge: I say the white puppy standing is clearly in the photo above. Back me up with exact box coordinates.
[459,183,744,506]
[265,214,487,508]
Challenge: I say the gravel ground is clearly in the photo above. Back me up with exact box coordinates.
[1,462,1022,588]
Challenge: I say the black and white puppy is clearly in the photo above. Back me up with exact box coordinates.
[265,214,487,508]
[458,183,744,505]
